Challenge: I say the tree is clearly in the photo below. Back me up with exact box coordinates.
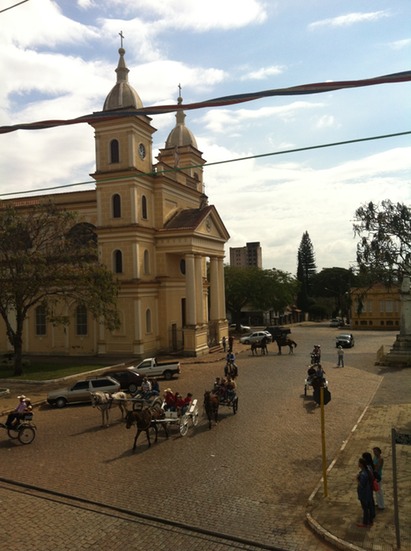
[311,267,355,320]
[353,200,411,284]
[296,231,317,312]
[224,266,298,323]
[0,202,120,376]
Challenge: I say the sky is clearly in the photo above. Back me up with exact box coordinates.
[0,0,410,275]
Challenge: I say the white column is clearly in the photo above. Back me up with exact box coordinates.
[134,299,142,341]
[195,255,204,324]
[185,254,196,325]
[209,256,219,321]
[218,257,226,319]
[130,185,138,223]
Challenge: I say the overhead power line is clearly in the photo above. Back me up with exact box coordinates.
[0,130,409,198]
[0,0,29,14]
[0,70,410,135]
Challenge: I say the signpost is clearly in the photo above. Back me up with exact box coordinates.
[392,428,411,549]
[314,386,332,497]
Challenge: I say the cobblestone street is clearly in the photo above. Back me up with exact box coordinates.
[0,325,404,550]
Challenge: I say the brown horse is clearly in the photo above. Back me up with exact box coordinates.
[274,337,297,355]
[251,341,268,355]
[125,399,168,451]
[203,390,219,429]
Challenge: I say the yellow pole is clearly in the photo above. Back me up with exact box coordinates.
[320,386,328,497]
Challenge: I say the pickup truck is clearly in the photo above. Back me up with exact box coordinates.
[133,357,181,380]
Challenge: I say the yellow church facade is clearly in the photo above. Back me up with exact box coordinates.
[0,48,229,359]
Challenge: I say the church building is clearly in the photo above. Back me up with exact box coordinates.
[0,47,230,358]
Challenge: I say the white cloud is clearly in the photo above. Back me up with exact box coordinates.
[388,38,411,50]
[199,101,324,133]
[116,0,268,31]
[241,65,284,80]
[309,11,389,30]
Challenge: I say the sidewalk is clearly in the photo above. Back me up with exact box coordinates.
[307,401,411,551]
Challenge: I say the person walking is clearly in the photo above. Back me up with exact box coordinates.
[337,345,344,367]
[373,447,385,510]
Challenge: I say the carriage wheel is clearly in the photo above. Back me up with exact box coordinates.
[18,426,35,444]
[179,417,189,437]
[7,427,19,439]
[232,397,238,414]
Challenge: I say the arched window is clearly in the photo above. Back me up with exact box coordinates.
[112,194,121,218]
[35,305,47,336]
[142,195,148,219]
[143,249,150,274]
[76,305,88,336]
[114,250,123,273]
[145,309,152,333]
[110,139,119,163]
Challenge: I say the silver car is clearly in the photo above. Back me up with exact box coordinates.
[47,376,120,408]
[240,331,273,345]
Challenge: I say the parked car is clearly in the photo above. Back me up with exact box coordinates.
[336,334,355,348]
[132,357,180,380]
[240,331,273,345]
[329,318,343,327]
[102,367,144,393]
[229,323,251,332]
[47,376,120,408]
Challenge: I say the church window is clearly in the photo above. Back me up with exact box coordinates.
[112,194,121,218]
[180,259,186,275]
[143,249,150,274]
[145,309,152,333]
[142,195,148,219]
[35,305,47,336]
[76,305,88,336]
[114,250,123,273]
[110,139,120,163]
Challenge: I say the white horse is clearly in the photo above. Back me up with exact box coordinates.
[90,391,128,427]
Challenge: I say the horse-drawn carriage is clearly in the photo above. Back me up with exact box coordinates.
[153,398,199,437]
[125,393,199,450]
[0,412,36,444]
[203,380,238,429]
[304,367,328,396]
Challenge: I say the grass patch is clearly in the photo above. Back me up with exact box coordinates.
[0,359,113,381]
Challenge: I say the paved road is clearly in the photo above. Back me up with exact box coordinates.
[0,325,399,550]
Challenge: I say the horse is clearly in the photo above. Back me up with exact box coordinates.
[203,390,219,429]
[90,391,128,427]
[224,360,238,378]
[274,337,297,355]
[251,341,268,356]
[125,399,168,451]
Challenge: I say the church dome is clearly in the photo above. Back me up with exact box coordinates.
[165,92,197,149]
[103,47,143,111]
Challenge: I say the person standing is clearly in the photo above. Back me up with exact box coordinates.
[356,457,373,527]
[337,345,344,367]
[222,336,227,352]
[373,447,385,510]
[228,335,234,352]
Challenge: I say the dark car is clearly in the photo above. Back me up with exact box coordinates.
[264,326,291,341]
[102,367,144,393]
[336,334,355,348]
